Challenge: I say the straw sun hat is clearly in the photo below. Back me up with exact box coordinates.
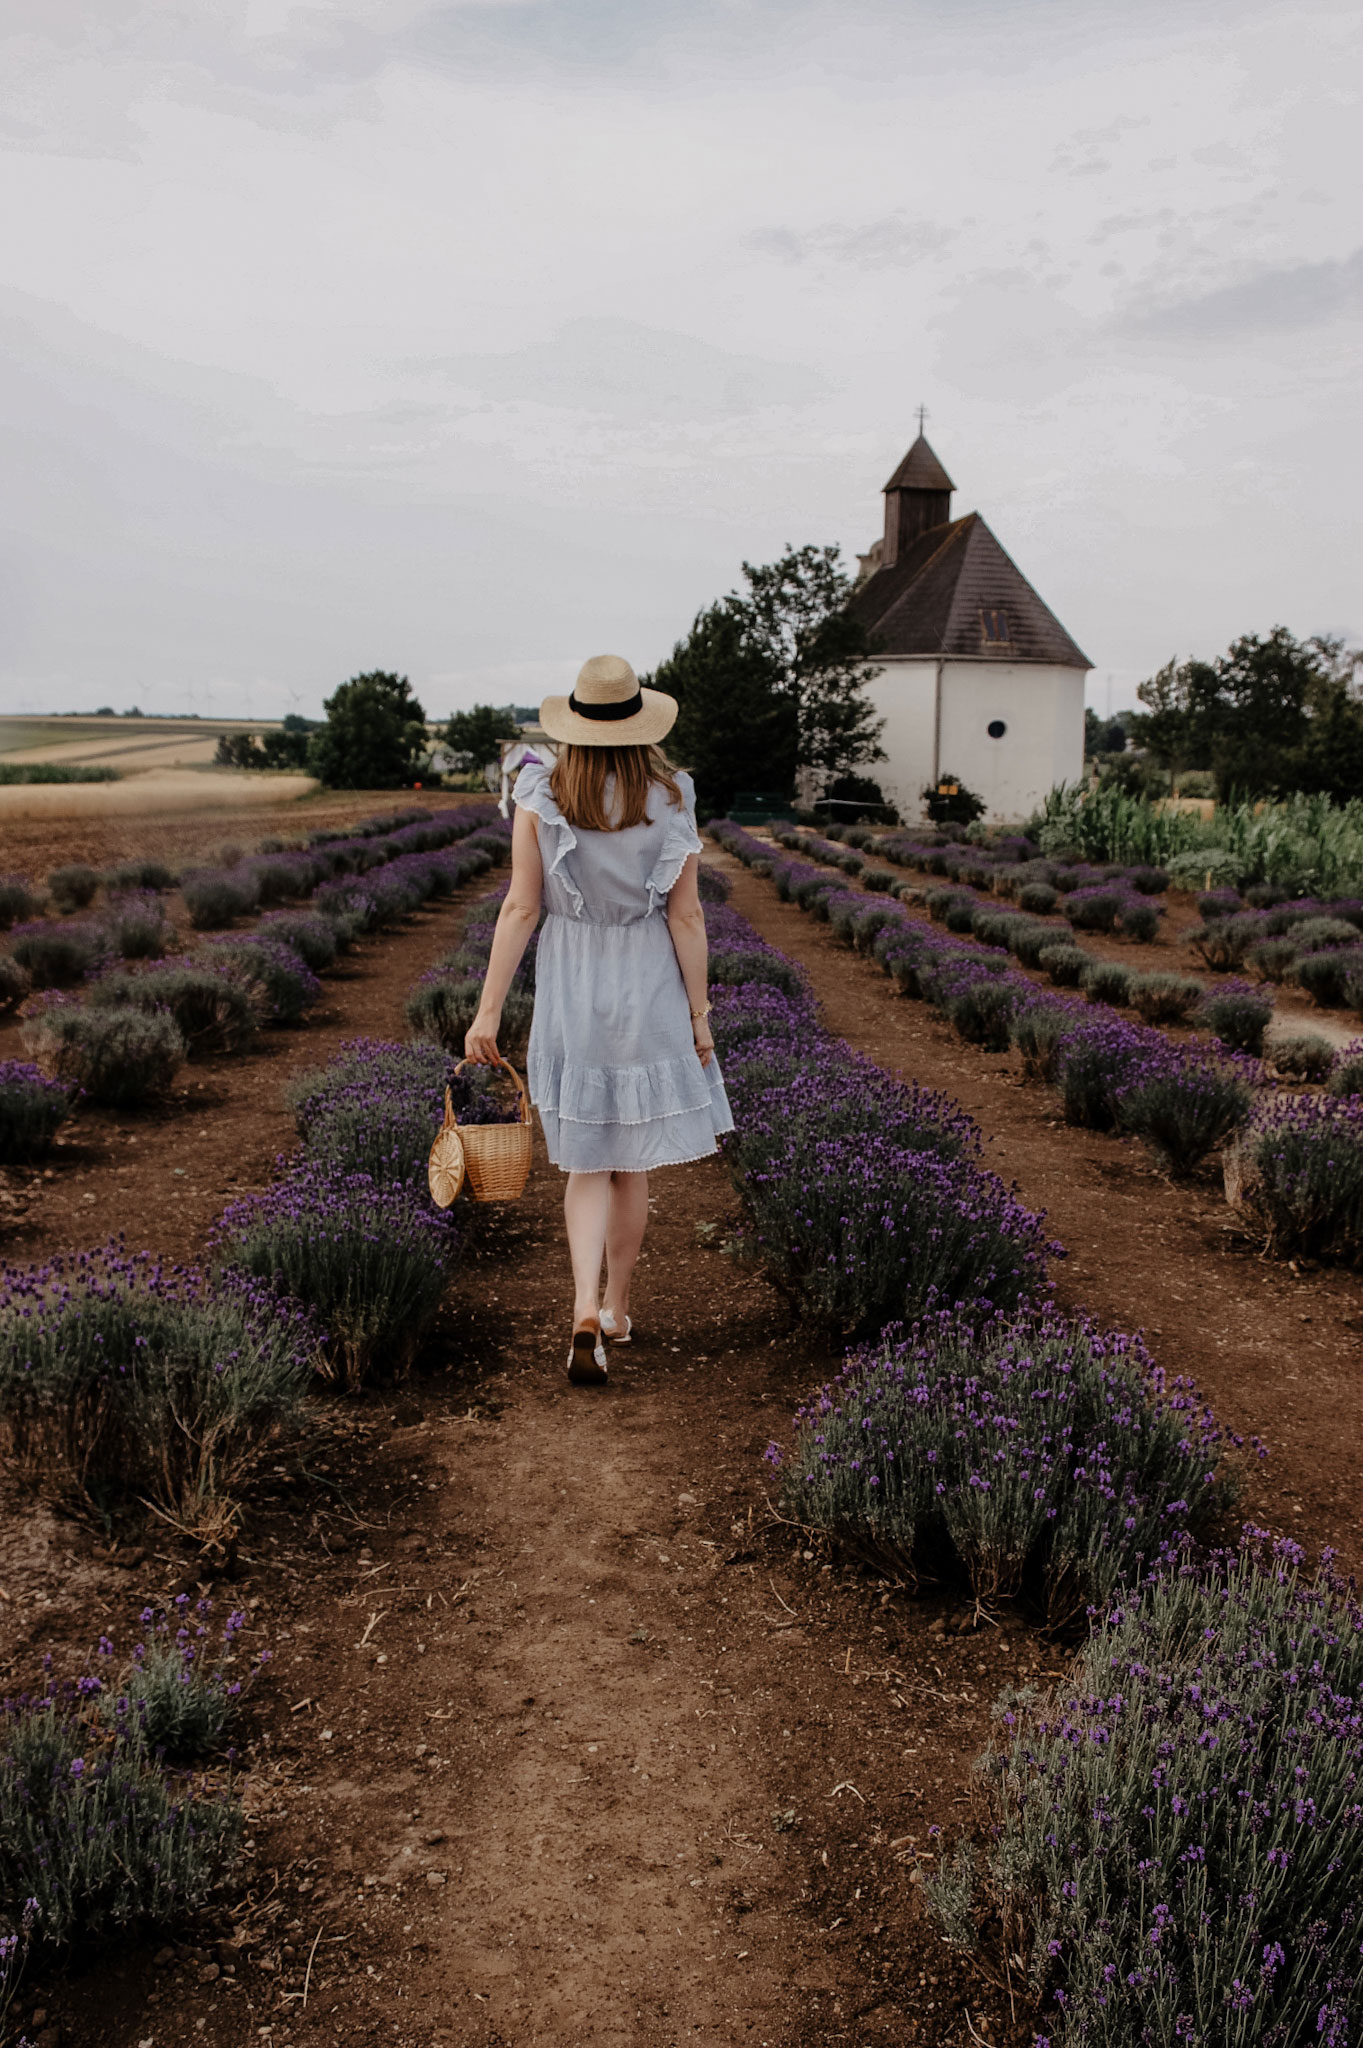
[539,654,678,748]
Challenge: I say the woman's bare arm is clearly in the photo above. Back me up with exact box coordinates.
[665,853,714,1068]
[465,802,542,1064]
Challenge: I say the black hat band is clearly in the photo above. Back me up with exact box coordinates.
[567,689,644,721]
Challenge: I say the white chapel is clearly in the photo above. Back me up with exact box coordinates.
[847,432,1090,822]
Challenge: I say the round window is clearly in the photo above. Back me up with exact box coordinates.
[987,718,1007,739]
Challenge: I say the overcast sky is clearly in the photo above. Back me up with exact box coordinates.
[2,0,1359,722]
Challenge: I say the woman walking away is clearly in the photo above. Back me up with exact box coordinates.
[465,655,733,1385]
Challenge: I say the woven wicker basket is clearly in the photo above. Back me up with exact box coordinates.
[448,1057,534,1203]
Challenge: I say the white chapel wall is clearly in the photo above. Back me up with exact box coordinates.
[938,662,1085,821]
[864,658,1085,823]
[861,661,938,819]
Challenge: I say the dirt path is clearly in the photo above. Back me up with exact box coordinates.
[717,849,1363,1566]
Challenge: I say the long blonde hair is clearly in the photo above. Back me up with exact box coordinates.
[549,743,683,832]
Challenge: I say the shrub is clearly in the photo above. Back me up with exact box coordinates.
[1115,894,1161,942]
[709,947,807,999]
[99,1598,266,1762]
[1008,921,1060,969]
[1327,1040,1363,1098]
[212,1167,460,1389]
[406,973,528,1057]
[22,1003,185,1107]
[850,902,901,952]
[942,897,978,934]
[290,1038,503,1183]
[1128,970,1203,1023]
[1271,1032,1336,1081]
[1196,975,1274,1055]
[1039,943,1089,987]
[926,886,973,924]
[1080,958,1132,1006]
[47,863,99,913]
[1115,1046,1256,1176]
[1011,998,1084,1082]
[1285,914,1359,953]
[931,1537,1363,2048]
[1245,935,1301,982]
[1196,886,1243,919]
[697,866,730,905]
[0,1247,317,1524]
[1293,943,1363,1009]
[0,877,40,929]
[1124,864,1169,894]
[1166,846,1242,889]
[1237,1092,1363,1260]
[0,956,29,1014]
[836,851,864,876]
[1017,881,1058,915]
[1186,912,1263,971]
[722,1024,1051,1332]
[0,1688,241,1950]
[970,909,1023,949]
[943,974,1033,1052]
[0,1061,75,1162]
[1056,1018,1154,1129]
[861,867,896,893]
[776,1304,1232,1618]
[1064,885,1126,934]
[108,859,176,893]
[203,937,321,1025]
[8,919,107,987]
[88,961,258,1055]
[180,869,258,929]
[258,910,338,973]
[1244,879,1289,907]
[101,889,172,960]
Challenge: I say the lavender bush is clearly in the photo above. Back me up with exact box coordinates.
[1271,1032,1336,1081]
[0,955,27,1014]
[22,1002,185,1107]
[1116,1045,1257,1176]
[0,1685,242,1951]
[1294,943,1363,1009]
[1039,943,1090,988]
[1236,1092,1363,1261]
[8,918,107,987]
[0,1247,317,1525]
[98,1597,268,1762]
[204,935,322,1025]
[108,858,176,893]
[1196,976,1274,1055]
[100,889,172,960]
[88,960,258,1055]
[0,878,40,929]
[1327,1041,1363,1097]
[213,1166,459,1388]
[257,909,339,972]
[931,1536,1363,2047]
[1128,971,1204,1024]
[776,1303,1232,1618]
[46,863,99,913]
[288,1036,506,1182]
[407,972,534,1057]
[180,868,258,929]
[1080,959,1133,1007]
[1056,1018,1156,1130]
[0,1061,75,1162]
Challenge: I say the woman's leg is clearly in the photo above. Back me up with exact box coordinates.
[603,1170,649,1325]
[564,1171,611,1329]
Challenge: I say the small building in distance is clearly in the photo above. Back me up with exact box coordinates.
[847,431,1090,822]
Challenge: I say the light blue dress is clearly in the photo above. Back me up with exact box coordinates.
[513,760,734,1173]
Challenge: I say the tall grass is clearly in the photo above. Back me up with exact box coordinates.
[1035,784,1363,897]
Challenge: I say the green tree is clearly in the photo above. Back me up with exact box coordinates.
[647,600,797,816]
[739,544,884,781]
[443,704,520,774]
[1129,629,1363,798]
[1084,708,1127,756]
[307,671,429,790]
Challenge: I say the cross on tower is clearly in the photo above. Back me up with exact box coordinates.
[915,403,929,436]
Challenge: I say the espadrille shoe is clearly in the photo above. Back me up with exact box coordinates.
[599,1309,633,1344]
[567,1324,609,1385]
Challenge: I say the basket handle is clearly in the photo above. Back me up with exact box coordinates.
[454,1054,532,1127]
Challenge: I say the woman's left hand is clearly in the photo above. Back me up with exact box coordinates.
[692,1016,714,1069]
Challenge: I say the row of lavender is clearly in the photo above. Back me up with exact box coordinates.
[0,897,522,1997]
[0,813,511,1154]
[704,889,1363,2047]
[810,817,1363,1019]
[714,821,1363,1266]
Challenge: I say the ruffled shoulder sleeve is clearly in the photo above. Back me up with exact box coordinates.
[513,760,583,916]
[647,770,704,914]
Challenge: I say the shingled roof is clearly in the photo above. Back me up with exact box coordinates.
[884,434,955,494]
[848,512,1091,669]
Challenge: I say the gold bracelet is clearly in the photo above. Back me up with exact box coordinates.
[690,1001,712,1020]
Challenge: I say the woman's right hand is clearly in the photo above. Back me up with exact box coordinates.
[465,1008,501,1066]
[692,1016,714,1069]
